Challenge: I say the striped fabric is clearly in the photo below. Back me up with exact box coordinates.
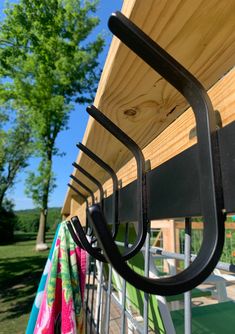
[26,222,87,334]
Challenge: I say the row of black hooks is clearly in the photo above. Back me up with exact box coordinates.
[66,11,225,296]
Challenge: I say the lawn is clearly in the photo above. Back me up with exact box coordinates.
[0,232,54,334]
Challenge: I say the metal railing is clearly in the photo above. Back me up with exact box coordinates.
[85,233,235,334]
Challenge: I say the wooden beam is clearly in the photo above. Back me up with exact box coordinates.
[64,66,235,217]
[175,222,235,230]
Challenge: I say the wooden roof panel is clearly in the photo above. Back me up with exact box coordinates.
[62,0,235,214]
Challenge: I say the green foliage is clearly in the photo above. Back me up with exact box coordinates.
[0,110,32,206]
[0,0,104,136]
[180,223,235,264]
[25,159,56,207]
[0,0,104,243]
[0,0,104,102]
[16,209,39,233]
[0,0,104,239]
[15,207,62,232]
[0,203,17,244]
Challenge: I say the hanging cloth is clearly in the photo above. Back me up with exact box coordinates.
[26,221,87,334]
[26,224,60,334]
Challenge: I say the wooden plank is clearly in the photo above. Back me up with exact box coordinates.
[70,196,79,215]
[175,222,235,230]
[175,222,203,230]
[64,66,235,219]
[63,0,235,215]
[151,220,174,230]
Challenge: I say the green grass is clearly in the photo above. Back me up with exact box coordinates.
[0,232,54,334]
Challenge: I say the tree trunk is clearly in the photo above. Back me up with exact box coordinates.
[0,193,5,209]
[35,153,52,251]
[36,208,48,249]
[0,186,7,209]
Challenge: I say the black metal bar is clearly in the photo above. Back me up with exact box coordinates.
[87,12,225,296]
[87,105,149,262]
[77,142,119,238]
[100,121,235,222]
[72,162,104,207]
[68,122,235,224]
[218,121,235,213]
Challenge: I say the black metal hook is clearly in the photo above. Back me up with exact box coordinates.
[72,163,104,208]
[67,183,91,236]
[68,176,106,261]
[69,215,107,262]
[68,183,89,206]
[71,163,103,241]
[67,180,95,239]
[77,142,119,238]
[87,11,225,296]
[67,213,107,262]
[66,184,88,249]
[70,173,96,205]
[67,219,84,249]
[86,105,149,262]
[69,174,96,237]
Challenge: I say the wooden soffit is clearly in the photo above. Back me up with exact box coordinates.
[62,0,235,215]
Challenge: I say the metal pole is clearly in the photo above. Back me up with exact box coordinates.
[96,261,103,334]
[152,248,235,273]
[143,223,150,334]
[85,254,91,334]
[112,293,146,333]
[90,259,96,334]
[184,217,192,334]
[121,223,129,333]
[104,265,112,334]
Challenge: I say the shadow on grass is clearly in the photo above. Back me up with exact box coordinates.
[14,232,55,243]
[0,255,47,321]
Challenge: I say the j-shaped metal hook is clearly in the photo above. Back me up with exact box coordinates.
[69,215,107,262]
[86,104,149,262]
[87,11,225,296]
[72,163,104,208]
[77,142,119,239]
[70,174,95,205]
[68,176,107,262]
[67,183,92,236]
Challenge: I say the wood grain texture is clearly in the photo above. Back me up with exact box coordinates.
[63,0,235,217]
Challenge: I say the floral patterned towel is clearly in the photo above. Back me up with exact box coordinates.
[27,221,86,334]
[26,225,60,334]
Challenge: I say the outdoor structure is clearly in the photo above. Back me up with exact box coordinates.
[62,0,235,258]
[62,0,235,333]
[62,0,235,221]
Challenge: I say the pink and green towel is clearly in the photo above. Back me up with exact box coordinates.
[26,221,87,334]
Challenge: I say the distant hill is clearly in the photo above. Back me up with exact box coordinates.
[15,207,62,232]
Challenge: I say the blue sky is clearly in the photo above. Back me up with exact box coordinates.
[0,0,123,210]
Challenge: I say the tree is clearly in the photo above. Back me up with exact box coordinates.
[0,88,32,245]
[0,111,32,208]
[0,0,104,249]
